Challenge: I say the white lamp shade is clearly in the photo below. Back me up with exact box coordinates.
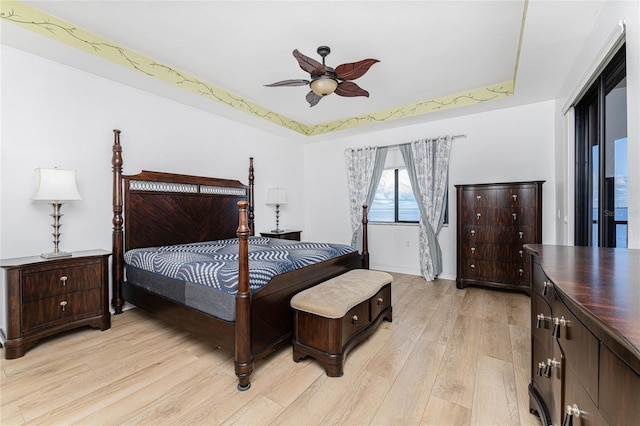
[266,187,288,205]
[32,168,83,201]
[310,77,338,96]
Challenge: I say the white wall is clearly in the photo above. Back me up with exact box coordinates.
[0,46,304,328]
[304,101,557,279]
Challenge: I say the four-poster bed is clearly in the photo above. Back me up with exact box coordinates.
[110,129,369,390]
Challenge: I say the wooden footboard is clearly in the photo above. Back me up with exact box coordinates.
[111,129,368,391]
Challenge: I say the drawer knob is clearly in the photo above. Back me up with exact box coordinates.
[377,297,384,306]
[60,276,68,286]
[512,212,518,221]
[518,268,524,277]
[60,300,68,312]
[352,315,359,326]
[512,194,518,202]
[542,280,552,296]
[552,316,567,338]
[471,247,476,254]
[476,212,481,220]
[518,231,524,239]
[563,404,584,426]
[544,357,560,378]
[476,195,482,202]
[470,229,476,236]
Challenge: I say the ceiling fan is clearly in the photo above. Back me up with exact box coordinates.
[265,46,379,107]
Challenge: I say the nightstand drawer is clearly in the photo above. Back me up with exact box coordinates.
[22,260,102,301]
[22,289,102,333]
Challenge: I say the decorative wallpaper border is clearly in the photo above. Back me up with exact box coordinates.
[1,1,524,137]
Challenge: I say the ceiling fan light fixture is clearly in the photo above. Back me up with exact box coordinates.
[310,76,338,96]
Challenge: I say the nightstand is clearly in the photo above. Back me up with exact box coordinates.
[0,249,111,359]
[260,230,302,241]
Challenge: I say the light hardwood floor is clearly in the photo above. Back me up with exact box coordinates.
[1,273,541,425]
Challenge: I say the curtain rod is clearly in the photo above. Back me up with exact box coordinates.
[380,133,467,150]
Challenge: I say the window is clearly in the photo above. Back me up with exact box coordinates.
[575,44,627,247]
[369,168,419,223]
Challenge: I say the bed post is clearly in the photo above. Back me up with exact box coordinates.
[362,204,369,269]
[111,129,124,314]
[235,201,253,391]
[248,157,255,236]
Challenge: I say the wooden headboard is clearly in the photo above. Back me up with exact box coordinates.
[123,170,252,250]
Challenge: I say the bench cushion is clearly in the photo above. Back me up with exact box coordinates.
[291,269,393,318]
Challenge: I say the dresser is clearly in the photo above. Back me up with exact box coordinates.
[526,244,640,426]
[456,181,543,294]
[0,250,111,359]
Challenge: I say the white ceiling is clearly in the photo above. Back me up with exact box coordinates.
[2,1,606,140]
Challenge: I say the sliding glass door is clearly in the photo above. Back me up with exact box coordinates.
[575,45,627,247]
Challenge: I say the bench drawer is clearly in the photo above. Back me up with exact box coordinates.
[370,283,391,321]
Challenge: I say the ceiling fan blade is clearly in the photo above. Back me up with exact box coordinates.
[335,81,369,98]
[293,49,323,74]
[335,59,380,81]
[306,91,323,107]
[264,79,310,87]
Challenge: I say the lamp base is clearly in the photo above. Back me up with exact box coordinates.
[41,251,72,259]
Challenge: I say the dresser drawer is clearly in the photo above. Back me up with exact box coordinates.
[341,301,370,346]
[497,186,537,207]
[460,189,496,209]
[554,293,599,404]
[461,259,529,285]
[22,289,102,333]
[22,260,102,301]
[532,261,554,304]
[564,361,609,426]
[369,284,391,321]
[599,343,640,426]
[460,242,528,262]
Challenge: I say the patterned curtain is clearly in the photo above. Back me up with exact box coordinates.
[345,146,388,252]
[400,136,452,281]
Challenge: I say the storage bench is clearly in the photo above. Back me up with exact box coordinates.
[290,269,393,377]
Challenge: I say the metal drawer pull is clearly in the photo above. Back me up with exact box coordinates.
[518,231,524,239]
[518,268,524,277]
[470,229,476,236]
[552,316,567,338]
[544,357,560,378]
[542,280,552,296]
[512,212,518,221]
[536,313,551,328]
[352,315,359,326]
[60,300,68,312]
[512,194,518,202]
[519,250,523,258]
[471,247,476,254]
[476,213,481,220]
[563,404,584,426]
[377,297,384,306]
[470,264,476,270]
[60,276,68,286]
[536,361,546,377]
[476,195,482,202]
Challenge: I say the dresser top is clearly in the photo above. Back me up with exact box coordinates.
[525,244,640,362]
[0,249,111,269]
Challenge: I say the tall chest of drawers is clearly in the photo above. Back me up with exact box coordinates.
[455,181,543,294]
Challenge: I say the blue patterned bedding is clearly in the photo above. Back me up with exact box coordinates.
[124,237,356,295]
